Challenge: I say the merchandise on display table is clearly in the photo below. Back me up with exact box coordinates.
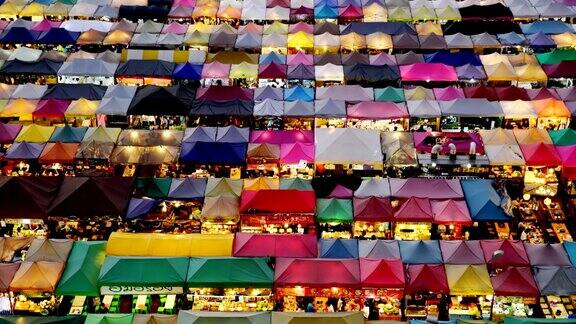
[189,288,273,312]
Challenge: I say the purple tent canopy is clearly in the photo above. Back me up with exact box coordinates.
[527,32,556,47]
[125,197,159,220]
[6,142,45,160]
[440,240,485,265]
[457,64,487,80]
[395,51,424,65]
[287,64,315,80]
[525,243,572,266]
[0,123,22,144]
[254,86,283,101]
[392,34,419,49]
[434,87,465,100]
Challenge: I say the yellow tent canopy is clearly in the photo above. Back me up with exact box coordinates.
[103,30,133,46]
[15,124,55,143]
[366,32,393,50]
[515,64,547,83]
[288,31,313,49]
[404,86,434,100]
[9,261,64,293]
[187,22,214,34]
[485,62,518,82]
[229,62,258,79]
[205,177,243,197]
[552,32,576,48]
[45,3,70,16]
[363,3,387,22]
[65,98,99,117]
[340,32,366,51]
[446,264,493,296]
[0,2,23,16]
[480,52,510,66]
[416,21,443,36]
[206,51,259,64]
[184,31,210,47]
[264,21,288,35]
[243,177,279,191]
[19,2,45,17]
[83,126,121,143]
[106,232,233,257]
[0,99,35,121]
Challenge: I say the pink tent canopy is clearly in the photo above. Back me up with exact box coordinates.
[519,143,561,166]
[405,264,449,294]
[280,142,314,164]
[347,101,409,119]
[274,258,361,288]
[0,123,22,144]
[328,184,353,198]
[173,0,196,7]
[289,22,313,33]
[413,131,485,155]
[33,99,70,120]
[162,22,188,34]
[31,20,61,32]
[287,52,313,65]
[394,197,433,222]
[389,178,463,199]
[339,5,363,18]
[433,86,465,101]
[250,130,314,144]
[233,233,317,258]
[555,145,576,168]
[201,62,231,79]
[400,63,458,82]
[440,240,485,265]
[431,199,472,225]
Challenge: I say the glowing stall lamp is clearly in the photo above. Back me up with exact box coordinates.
[544,197,552,206]
[523,193,531,201]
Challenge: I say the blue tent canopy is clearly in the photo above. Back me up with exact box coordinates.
[461,179,511,221]
[50,126,88,143]
[0,27,39,44]
[179,142,247,164]
[314,4,338,19]
[167,178,207,199]
[399,240,443,264]
[0,59,62,75]
[358,240,400,259]
[42,84,106,100]
[424,51,481,67]
[341,22,416,36]
[564,242,576,266]
[125,197,159,220]
[284,86,314,101]
[260,52,286,65]
[319,239,359,259]
[173,63,203,80]
[38,28,79,45]
[533,266,576,296]
[6,142,45,160]
[521,21,574,35]
[498,32,527,46]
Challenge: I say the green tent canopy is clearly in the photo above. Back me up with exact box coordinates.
[134,178,172,198]
[98,257,188,288]
[374,87,405,103]
[56,241,106,297]
[504,317,576,324]
[0,316,85,324]
[84,314,133,324]
[279,178,313,191]
[536,49,576,65]
[549,129,576,146]
[186,257,273,288]
[316,198,353,223]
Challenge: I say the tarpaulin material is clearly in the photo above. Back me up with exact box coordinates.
[0,177,61,219]
[274,258,361,288]
[10,261,64,293]
[353,197,394,222]
[405,264,449,294]
[446,264,493,296]
[187,257,273,288]
[233,233,317,258]
[56,241,106,297]
[389,178,463,199]
[491,266,539,297]
[360,258,404,289]
[480,240,530,268]
[399,240,442,264]
[440,240,485,265]
[524,243,572,266]
[179,142,246,164]
[461,179,510,221]
[319,239,358,259]
[240,189,315,213]
[98,256,188,288]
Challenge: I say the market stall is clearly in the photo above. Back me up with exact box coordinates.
[445,264,494,320]
[186,257,274,312]
[490,267,539,320]
[533,266,576,319]
[177,310,271,323]
[316,198,353,238]
[9,261,65,315]
[404,264,449,320]
[360,258,404,320]
[274,258,363,313]
[232,233,317,258]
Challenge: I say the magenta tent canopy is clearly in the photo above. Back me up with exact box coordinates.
[555,145,576,168]
[287,52,313,65]
[431,199,473,225]
[400,63,458,82]
[0,123,22,144]
[433,87,465,101]
[347,101,409,119]
[201,62,231,79]
[250,130,314,144]
[389,178,464,199]
[280,142,314,164]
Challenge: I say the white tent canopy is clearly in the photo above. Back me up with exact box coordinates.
[315,128,383,164]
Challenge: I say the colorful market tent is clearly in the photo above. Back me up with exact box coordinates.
[315,128,383,165]
[316,198,353,223]
[405,264,449,294]
[56,241,106,296]
[524,243,572,266]
[240,190,315,213]
[399,240,443,264]
[271,312,362,324]
[85,314,134,324]
[358,240,400,260]
[25,238,73,263]
[0,263,20,292]
[319,239,358,259]
[98,256,189,289]
[5,141,45,160]
[431,199,472,225]
[353,197,394,222]
[440,240,485,265]
[389,178,463,199]
[274,258,361,288]
[519,143,562,166]
[445,264,493,296]
[233,233,317,258]
[106,232,234,257]
[480,240,530,268]
[360,258,404,289]
[187,257,273,288]
[461,179,510,221]
[534,266,576,296]
[491,266,539,297]
[9,261,64,292]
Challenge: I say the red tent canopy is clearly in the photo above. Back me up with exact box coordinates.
[233,233,317,258]
[393,197,433,222]
[33,99,70,120]
[464,86,498,101]
[405,264,449,294]
[360,258,405,289]
[258,62,287,79]
[240,190,316,213]
[353,197,394,222]
[39,142,79,164]
[519,143,561,166]
[196,86,253,100]
[494,86,530,101]
[274,258,361,288]
[431,199,473,225]
[491,266,539,297]
[480,240,530,268]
